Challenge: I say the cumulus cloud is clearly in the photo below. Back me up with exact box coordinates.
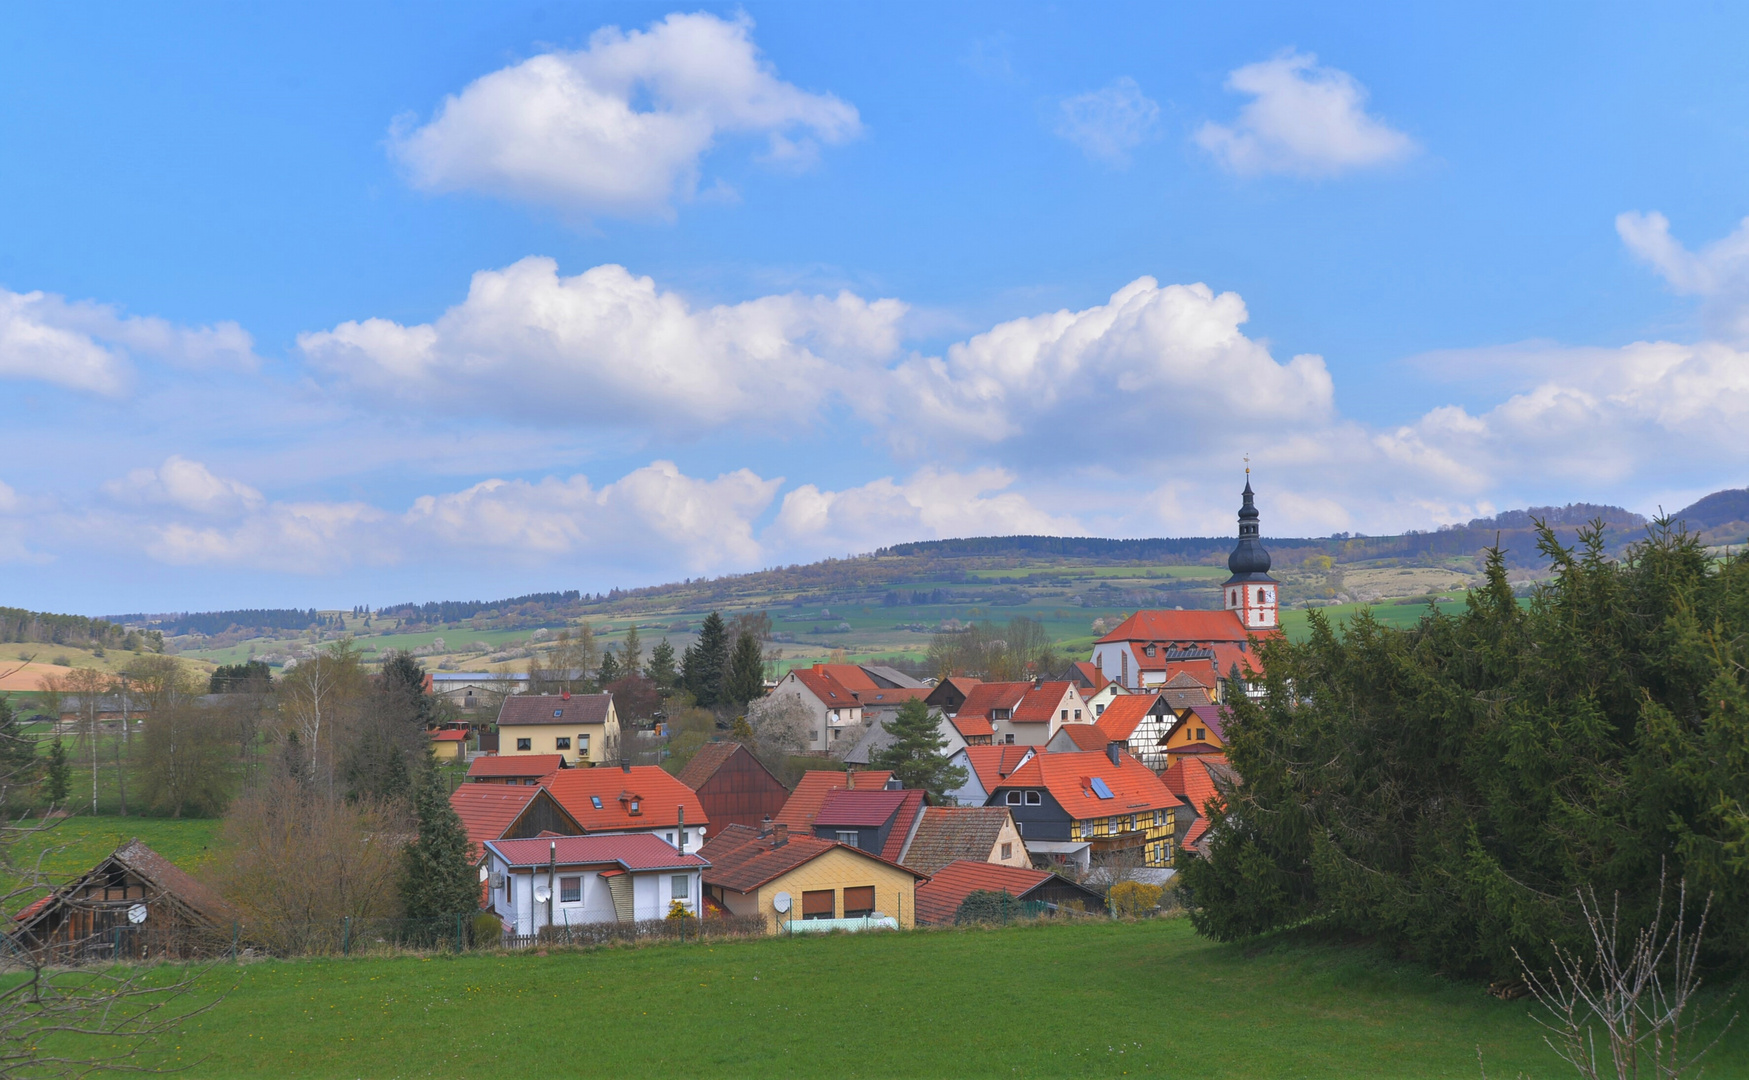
[404,460,780,571]
[769,466,1083,556]
[1054,77,1160,166]
[103,456,266,517]
[390,11,861,218]
[299,257,905,431]
[1617,211,1749,343]
[1195,50,1416,177]
[878,276,1334,458]
[0,288,255,396]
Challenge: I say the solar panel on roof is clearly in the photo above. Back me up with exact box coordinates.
[1089,777,1115,799]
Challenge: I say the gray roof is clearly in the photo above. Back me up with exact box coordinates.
[860,665,926,689]
[841,718,897,767]
[497,693,613,726]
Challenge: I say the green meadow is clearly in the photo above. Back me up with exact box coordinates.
[94,917,1745,1078]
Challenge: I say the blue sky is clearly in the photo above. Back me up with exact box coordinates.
[4,2,1749,614]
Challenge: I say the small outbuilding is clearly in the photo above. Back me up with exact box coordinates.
[11,839,238,959]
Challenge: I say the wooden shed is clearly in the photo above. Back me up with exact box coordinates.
[11,839,238,960]
[677,742,790,830]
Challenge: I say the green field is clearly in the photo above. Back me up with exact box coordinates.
[5,814,225,913]
[103,917,1745,1078]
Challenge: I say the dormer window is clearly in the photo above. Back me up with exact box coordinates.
[1144,645,1156,657]
[552,709,564,718]
[1007,791,1022,805]
[992,708,1011,721]
[629,799,641,814]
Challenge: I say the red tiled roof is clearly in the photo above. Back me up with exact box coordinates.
[450,784,542,857]
[542,766,708,833]
[699,823,926,894]
[787,667,861,708]
[1096,610,1255,645]
[467,754,565,779]
[956,681,1030,719]
[1052,724,1109,752]
[1184,817,1210,849]
[485,833,708,871]
[1069,661,1109,691]
[815,664,880,692]
[497,693,614,726]
[1209,643,1264,680]
[815,788,911,828]
[1013,682,1077,723]
[914,860,1055,924]
[959,746,1034,793]
[1161,660,1217,683]
[12,894,50,922]
[772,770,892,830]
[430,729,467,742]
[1094,694,1167,742]
[950,714,995,738]
[991,750,1175,819]
[880,790,928,863]
[1161,756,1227,816]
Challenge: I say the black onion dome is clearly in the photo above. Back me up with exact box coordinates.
[1225,478,1275,582]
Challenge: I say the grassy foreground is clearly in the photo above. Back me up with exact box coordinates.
[112,918,1747,1079]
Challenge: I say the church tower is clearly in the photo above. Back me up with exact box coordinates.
[1224,474,1278,630]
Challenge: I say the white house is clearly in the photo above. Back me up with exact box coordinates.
[767,665,864,753]
[482,834,708,934]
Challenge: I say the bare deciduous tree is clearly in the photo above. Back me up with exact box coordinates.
[211,776,407,955]
[278,640,365,792]
[1513,872,1736,1080]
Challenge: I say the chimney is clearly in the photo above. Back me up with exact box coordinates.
[813,663,825,673]
[758,816,774,837]
[846,769,856,790]
[772,823,789,848]
[1106,741,1122,766]
[621,759,631,773]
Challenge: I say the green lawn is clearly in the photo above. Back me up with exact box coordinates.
[6,814,224,912]
[111,918,1748,1079]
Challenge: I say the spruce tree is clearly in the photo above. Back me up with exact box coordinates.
[685,613,730,708]
[0,695,36,782]
[724,630,766,709]
[621,623,643,678]
[646,639,678,690]
[597,647,621,686]
[874,698,966,801]
[401,765,480,936]
[45,736,71,805]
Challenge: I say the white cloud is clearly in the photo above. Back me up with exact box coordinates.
[877,276,1334,459]
[390,11,861,218]
[1617,211,1749,343]
[103,456,266,517]
[0,288,256,396]
[404,461,780,571]
[769,466,1083,556]
[299,257,905,431]
[1195,50,1416,177]
[1054,77,1160,166]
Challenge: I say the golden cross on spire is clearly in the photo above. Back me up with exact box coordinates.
[1243,452,1250,476]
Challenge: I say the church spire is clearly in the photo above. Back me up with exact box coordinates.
[1224,473,1278,629]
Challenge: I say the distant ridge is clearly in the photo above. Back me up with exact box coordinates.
[1672,487,1749,532]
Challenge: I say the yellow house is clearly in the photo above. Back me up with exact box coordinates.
[1160,703,1227,761]
[495,693,619,767]
[699,822,928,932]
[429,728,468,762]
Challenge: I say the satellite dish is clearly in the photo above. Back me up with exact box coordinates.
[772,891,792,913]
[127,903,148,925]
[478,865,489,882]
[533,885,552,904]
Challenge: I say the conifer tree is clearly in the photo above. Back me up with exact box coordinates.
[621,623,643,678]
[0,695,36,782]
[401,765,480,934]
[646,639,679,690]
[596,647,621,686]
[45,736,71,805]
[684,612,730,708]
[874,698,966,801]
[724,630,766,709]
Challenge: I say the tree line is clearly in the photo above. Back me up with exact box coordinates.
[1179,521,1749,977]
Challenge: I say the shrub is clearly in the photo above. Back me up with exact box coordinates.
[1109,881,1164,917]
[955,889,1024,925]
[471,911,503,945]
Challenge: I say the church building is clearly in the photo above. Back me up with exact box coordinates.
[1089,476,1282,696]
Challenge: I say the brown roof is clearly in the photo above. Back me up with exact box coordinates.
[676,741,743,790]
[497,693,613,727]
[900,806,1013,875]
[773,770,892,830]
[699,823,927,894]
[914,860,1102,925]
[17,839,237,931]
[467,754,565,779]
[1051,724,1109,752]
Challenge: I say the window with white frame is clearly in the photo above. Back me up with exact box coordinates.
[836,830,857,845]
[1007,791,1022,805]
[1025,791,1041,805]
[559,876,581,903]
[671,875,689,900]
